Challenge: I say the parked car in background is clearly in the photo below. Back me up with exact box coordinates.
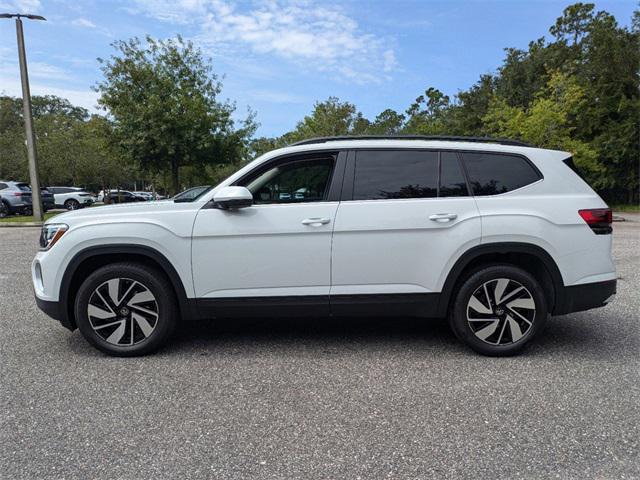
[104,190,147,204]
[172,185,212,202]
[0,181,54,217]
[132,191,157,201]
[97,190,150,203]
[47,187,95,210]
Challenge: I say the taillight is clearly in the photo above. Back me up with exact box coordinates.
[13,192,22,196]
[579,208,612,235]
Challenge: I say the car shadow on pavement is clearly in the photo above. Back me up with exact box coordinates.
[168,316,459,349]
[63,312,631,358]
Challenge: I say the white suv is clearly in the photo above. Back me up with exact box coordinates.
[32,137,616,357]
[47,187,95,210]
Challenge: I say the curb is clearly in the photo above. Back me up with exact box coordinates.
[0,222,43,228]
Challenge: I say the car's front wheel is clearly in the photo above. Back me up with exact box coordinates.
[74,262,178,356]
[449,265,548,356]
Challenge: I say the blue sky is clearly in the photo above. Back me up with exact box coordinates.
[0,0,636,137]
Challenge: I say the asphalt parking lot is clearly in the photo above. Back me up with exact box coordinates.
[1,218,638,480]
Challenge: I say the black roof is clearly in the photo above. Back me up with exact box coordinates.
[291,135,531,147]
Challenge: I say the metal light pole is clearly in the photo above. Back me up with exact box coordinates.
[0,13,46,220]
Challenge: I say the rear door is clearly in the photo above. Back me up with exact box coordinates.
[330,149,481,315]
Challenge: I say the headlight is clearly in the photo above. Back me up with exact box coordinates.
[39,223,68,251]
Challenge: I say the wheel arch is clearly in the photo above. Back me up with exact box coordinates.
[60,245,198,330]
[437,242,565,317]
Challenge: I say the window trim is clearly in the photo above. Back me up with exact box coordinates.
[340,148,542,201]
[231,150,346,205]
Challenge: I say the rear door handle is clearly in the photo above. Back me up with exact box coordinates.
[301,217,331,226]
[429,213,457,222]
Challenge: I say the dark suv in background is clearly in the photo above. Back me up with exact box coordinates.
[0,181,54,217]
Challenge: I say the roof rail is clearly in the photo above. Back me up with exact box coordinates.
[290,135,532,147]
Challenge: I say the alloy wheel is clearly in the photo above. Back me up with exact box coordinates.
[466,278,536,345]
[66,200,80,210]
[87,277,159,346]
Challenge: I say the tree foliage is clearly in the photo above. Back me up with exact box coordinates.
[0,95,130,189]
[95,36,255,194]
[1,3,636,203]
[258,3,638,203]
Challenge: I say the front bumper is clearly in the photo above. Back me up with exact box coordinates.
[553,279,617,315]
[34,295,75,330]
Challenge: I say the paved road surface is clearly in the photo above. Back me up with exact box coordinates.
[1,217,638,479]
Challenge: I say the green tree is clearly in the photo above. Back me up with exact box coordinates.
[95,35,255,194]
[405,87,451,134]
[484,71,601,184]
[290,97,370,140]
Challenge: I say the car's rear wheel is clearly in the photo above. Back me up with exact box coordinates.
[74,263,178,356]
[65,199,80,210]
[449,265,548,356]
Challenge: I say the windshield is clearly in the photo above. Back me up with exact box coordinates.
[173,186,212,202]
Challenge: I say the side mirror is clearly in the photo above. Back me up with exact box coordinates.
[213,186,253,210]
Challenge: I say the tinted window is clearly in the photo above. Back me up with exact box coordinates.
[462,152,540,195]
[354,150,438,200]
[0,183,7,190]
[440,152,468,197]
[173,186,212,202]
[242,157,334,204]
[16,183,31,192]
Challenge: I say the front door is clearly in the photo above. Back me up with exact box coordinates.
[191,152,343,316]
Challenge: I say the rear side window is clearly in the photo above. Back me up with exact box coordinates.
[0,183,7,190]
[462,152,541,195]
[354,150,438,200]
[16,183,31,192]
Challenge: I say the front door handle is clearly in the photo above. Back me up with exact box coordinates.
[301,217,331,226]
[429,213,458,222]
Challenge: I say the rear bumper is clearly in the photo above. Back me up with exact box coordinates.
[34,295,75,331]
[553,279,617,315]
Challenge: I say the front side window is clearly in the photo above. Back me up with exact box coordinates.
[241,157,334,204]
[353,150,438,200]
[462,152,541,195]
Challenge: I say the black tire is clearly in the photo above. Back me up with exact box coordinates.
[0,201,9,218]
[449,264,548,356]
[65,199,80,210]
[23,206,32,216]
[74,262,178,356]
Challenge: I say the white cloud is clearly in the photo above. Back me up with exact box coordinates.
[0,0,41,13]
[132,0,397,84]
[0,75,99,111]
[71,17,96,29]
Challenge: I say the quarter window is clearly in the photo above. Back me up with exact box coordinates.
[462,152,541,195]
[241,157,334,204]
[353,150,438,200]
